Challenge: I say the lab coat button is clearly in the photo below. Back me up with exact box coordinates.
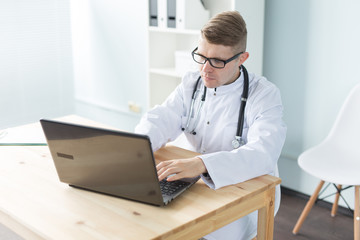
[207,121,210,125]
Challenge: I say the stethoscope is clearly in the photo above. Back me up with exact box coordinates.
[182,65,249,149]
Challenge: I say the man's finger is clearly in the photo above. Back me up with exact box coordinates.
[158,166,179,181]
[156,160,173,170]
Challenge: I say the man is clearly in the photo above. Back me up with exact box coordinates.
[135,11,286,240]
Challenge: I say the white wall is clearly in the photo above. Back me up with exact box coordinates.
[0,0,74,129]
[70,0,148,131]
[235,0,265,76]
[264,0,360,208]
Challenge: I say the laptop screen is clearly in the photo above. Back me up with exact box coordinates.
[40,119,164,206]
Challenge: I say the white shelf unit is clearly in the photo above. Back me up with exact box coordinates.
[147,0,264,108]
[148,27,200,107]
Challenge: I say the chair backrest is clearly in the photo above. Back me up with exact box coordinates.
[325,83,360,153]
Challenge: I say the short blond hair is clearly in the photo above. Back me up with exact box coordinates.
[201,11,247,53]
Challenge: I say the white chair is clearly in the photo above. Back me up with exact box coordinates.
[292,83,360,240]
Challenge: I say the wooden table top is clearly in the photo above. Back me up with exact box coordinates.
[0,116,281,240]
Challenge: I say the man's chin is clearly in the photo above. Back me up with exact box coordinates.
[203,78,219,88]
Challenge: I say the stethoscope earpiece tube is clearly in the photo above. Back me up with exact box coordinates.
[236,65,249,141]
[184,76,203,135]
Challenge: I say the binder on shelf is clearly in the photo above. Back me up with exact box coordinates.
[157,0,167,28]
[149,0,158,27]
[150,0,209,30]
[176,0,209,30]
[167,0,176,28]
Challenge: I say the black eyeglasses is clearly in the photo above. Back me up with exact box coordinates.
[191,47,243,69]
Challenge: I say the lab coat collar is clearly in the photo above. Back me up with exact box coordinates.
[207,71,244,96]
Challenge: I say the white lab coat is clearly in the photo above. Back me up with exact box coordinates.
[135,70,287,240]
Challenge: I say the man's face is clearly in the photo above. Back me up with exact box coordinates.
[196,37,248,88]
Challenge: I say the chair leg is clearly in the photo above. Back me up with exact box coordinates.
[331,184,342,217]
[292,180,325,235]
[355,186,359,240]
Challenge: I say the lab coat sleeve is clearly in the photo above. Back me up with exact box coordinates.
[134,80,186,151]
[199,82,287,189]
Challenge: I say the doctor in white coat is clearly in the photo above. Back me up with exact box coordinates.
[135,11,286,240]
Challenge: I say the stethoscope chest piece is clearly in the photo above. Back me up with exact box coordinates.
[232,139,240,149]
[232,136,244,149]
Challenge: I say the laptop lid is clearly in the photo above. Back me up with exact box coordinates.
[40,119,165,206]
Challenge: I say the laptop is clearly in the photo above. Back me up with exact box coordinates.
[40,119,200,206]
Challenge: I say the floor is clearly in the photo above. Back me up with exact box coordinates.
[0,187,354,240]
[274,188,354,240]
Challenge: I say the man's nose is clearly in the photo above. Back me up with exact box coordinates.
[202,60,213,72]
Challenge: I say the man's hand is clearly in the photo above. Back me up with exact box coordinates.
[156,157,207,181]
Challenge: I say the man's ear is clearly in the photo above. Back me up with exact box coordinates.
[239,52,249,66]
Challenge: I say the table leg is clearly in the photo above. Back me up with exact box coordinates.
[257,187,275,240]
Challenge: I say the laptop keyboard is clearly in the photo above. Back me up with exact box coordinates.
[159,179,191,196]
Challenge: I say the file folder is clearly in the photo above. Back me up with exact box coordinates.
[176,0,209,30]
[151,0,209,30]
[149,0,158,26]
[158,0,167,28]
[167,0,176,28]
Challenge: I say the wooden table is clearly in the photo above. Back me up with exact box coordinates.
[0,116,281,240]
